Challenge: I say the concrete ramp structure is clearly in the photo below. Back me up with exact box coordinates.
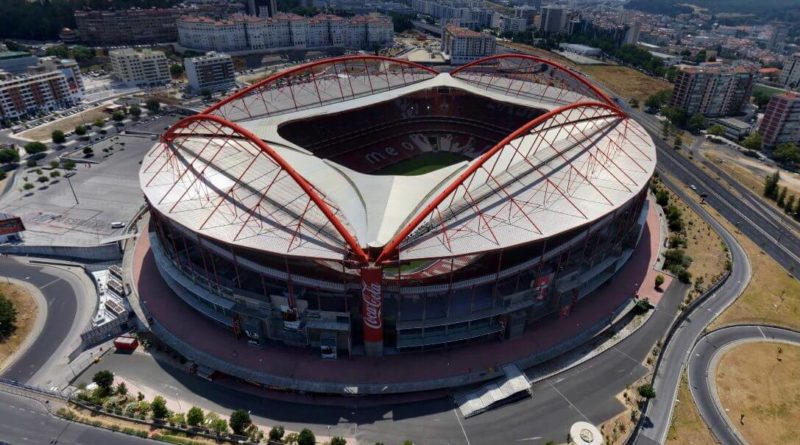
[456,364,531,418]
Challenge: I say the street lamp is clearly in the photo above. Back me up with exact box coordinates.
[66,173,79,205]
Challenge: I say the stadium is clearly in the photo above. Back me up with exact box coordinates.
[139,54,657,359]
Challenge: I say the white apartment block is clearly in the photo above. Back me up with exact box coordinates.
[441,24,496,65]
[109,48,171,87]
[177,13,393,53]
[780,53,800,90]
[0,70,79,120]
[185,52,236,93]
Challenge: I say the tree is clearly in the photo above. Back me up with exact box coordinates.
[170,64,184,78]
[229,409,252,435]
[673,133,683,150]
[638,383,656,399]
[330,438,347,445]
[93,118,104,127]
[661,120,671,140]
[22,182,34,191]
[129,105,141,118]
[146,99,161,114]
[655,274,665,289]
[51,129,65,143]
[752,90,772,108]
[36,175,48,183]
[116,382,128,396]
[200,88,212,101]
[764,171,781,200]
[0,148,20,164]
[268,425,285,442]
[49,160,59,169]
[708,124,725,137]
[742,132,763,151]
[187,406,204,426]
[785,195,796,214]
[297,428,316,445]
[210,418,228,435]
[112,110,124,122]
[50,170,60,178]
[63,159,76,170]
[777,186,787,208]
[655,188,669,206]
[92,370,114,393]
[773,142,800,166]
[645,89,671,111]
[0,291,18,339]
[83,146,93,156]
[75,125,87,136]
[687,113,706,132]
[24,141,47,155]
[151,395,169,420]
[661,106,688,128]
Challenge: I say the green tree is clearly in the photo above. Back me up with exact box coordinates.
[773,142,800,165]
[112,110,124,122]
[785,195,796,214]
[49,160,59,169]
[638,383,656,399]
[673,133,683,150]
[0,148,20,164]
[752,90,772,108]
[661,120,671,140]
[74,124,87,136]
[92,370,114,393]
[655,188,669,206]
[210,418,228,435]
[200,88,212,100]
[661,106,688,128]
[687,113,707,132]
[22,182,34,191]
[151,395,169,420]
[777,186,788,207]
[742,132,763,151]
[129,105,141,118]
[268,425,285,442]
[50,170,60,178]
[655,274,665,289]
[707,124,725,137]
[83,146,93,156]
[63,159,76,170]
[297,428,316,445]
[330,437,347,445]
[187,406,204,426]
[36,175,48,183]
[764,171,781,200]
[170,63,184,78]
[93,118,104,127]
[0,291,18,339]
[24,141,47,155]
[228,409,252,435]
[116,382,128,396]
[51,129,65,143]
[146,99,161,114]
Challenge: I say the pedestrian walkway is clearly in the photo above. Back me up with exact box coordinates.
[130,198,668,393]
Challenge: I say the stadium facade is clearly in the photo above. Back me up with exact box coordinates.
[140,54,657,357]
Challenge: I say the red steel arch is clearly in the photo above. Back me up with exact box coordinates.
[203,55,440,120]
[161,113,370,263]
[374,101,627,263]
[450,53,618,108]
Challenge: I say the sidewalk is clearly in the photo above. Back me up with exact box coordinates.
[130,198,669,394]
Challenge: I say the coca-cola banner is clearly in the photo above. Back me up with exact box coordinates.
[361,267,383,343]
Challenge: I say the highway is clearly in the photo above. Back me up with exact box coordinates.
[687,325,800,445]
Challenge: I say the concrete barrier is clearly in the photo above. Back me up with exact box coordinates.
[0,243,122,262]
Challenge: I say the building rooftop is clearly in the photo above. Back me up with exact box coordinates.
[0,51,34,60]
[445,25,484,38]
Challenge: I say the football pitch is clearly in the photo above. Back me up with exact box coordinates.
[376,152,468,176]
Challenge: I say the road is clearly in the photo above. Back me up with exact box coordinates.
[0,257,84,385]
[0,389,151,445]
[687,325,800,445]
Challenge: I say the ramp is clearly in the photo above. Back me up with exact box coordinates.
[456,364,531,418]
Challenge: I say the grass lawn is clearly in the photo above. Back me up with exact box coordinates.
[376,152,467,176]
[18,105,110,141]
[716,342,800,444]
[579,65,672,105]
[752,83,787,99]
[666,373,718,445]
[0,282,38,367]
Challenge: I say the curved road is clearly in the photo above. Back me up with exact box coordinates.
[688,325,800,445]
[0,256,84,384]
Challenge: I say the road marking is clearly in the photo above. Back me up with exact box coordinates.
[39,278,61,290]
[452,408,472,445]
[612,346,641,365]
[515,437,542,442]
[757,326,767,339]
[546,380,590,422]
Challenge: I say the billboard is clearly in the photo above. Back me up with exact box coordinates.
[361,267,383,344]
[0,217,24,236]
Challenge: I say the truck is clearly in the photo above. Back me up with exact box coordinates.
[113,336,138,352]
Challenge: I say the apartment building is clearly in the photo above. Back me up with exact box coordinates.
[441,24,496,65]
[177,13,393,53]
[780,53,800,90]
[0,70,78,120]
[539,6,568,34]
[73,3,244,45]
[669,64,755,117]
[759,92,800,147]
[109,49,171,87]
[185,52,236,93]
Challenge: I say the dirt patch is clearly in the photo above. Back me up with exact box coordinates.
[704,148,800,208]
[666,373,718,444]
[579,65,672,104]
[497,42,579,68]
[18,106,110,141]
[716,342,800,444]
[0,282,39,367]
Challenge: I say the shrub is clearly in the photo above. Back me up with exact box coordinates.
[151,395,169,420]
[50,170,60,178]
[49,160,59,169]
[186,406,204,426]
[229,409,252,435]
[0,291,18,339]
[75,125,87,136]
[92,370,114,393]
[330,437,347,445]
[129,105,141,118]
[63,159,76,170]
[655,274,665,288]
[23,182,34,190]
[52,130,66,143]
[83,146,93,156]
[36,175,48,183]
[638,383,656,399]
[0,147,20,164]
[116,382,128,396]
[297,428,316,445]
[269,425,285,442]
[24,141,47,155]
[26,159,36,167]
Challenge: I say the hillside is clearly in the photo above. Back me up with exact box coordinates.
[626,0,800,21]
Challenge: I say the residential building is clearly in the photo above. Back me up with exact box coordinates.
[441,24,496,65]
[539,6,567,34]
[0,51,39,75]
[73,3,244,45]
[247,0,278,17]
[624,21,641,45]
[185,52,236,93]
[758,92,800,147]
[779,53,800,90]
[669,64,755,117]
[176,13,393,53]
[29,57,84,101]
[109,48,170,87]
[0,70,80,120]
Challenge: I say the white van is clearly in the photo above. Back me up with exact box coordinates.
[111,222,125,229]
